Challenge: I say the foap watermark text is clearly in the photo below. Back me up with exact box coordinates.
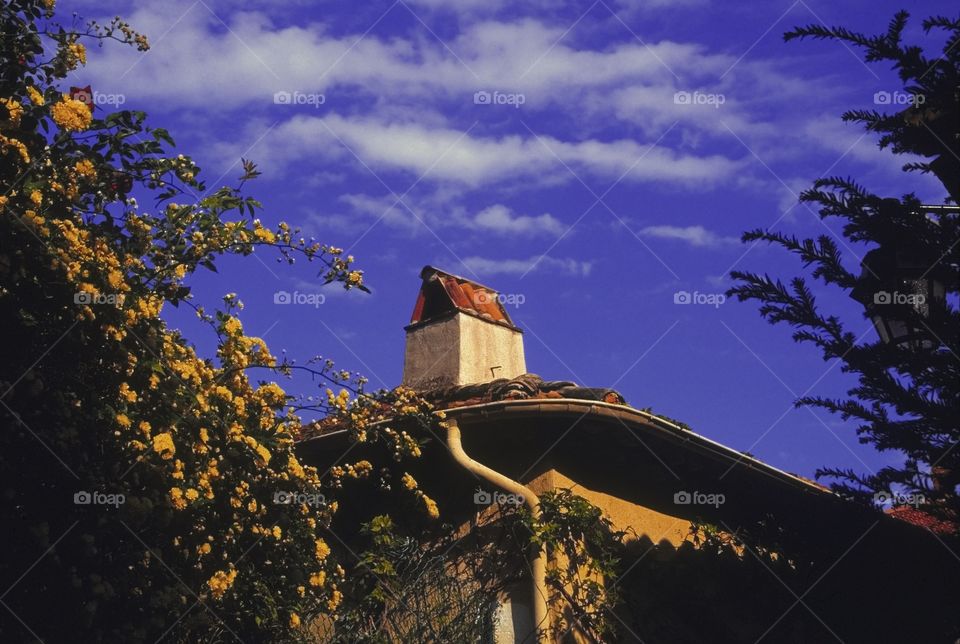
[274,90,326,108]
[674,290,725,308]
[74,490,125,507]
[274,490,326,506]
[274,290,325,307]
[474,90,525,108]
[474,488,525,506]
[674,490,725,508]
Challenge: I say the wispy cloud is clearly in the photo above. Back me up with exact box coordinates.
[466,204,565,236]
[236,114,741,188]
[639,224,738,247]
[460,255,593,276]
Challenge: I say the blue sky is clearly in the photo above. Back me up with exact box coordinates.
[64,0,949,482]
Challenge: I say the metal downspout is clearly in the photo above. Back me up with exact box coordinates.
[445,418,550,644]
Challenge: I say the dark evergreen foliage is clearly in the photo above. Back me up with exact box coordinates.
[729,12,960,523]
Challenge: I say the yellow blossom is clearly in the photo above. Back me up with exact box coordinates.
[289,613,301,628]
[152,432,176,460]
[223,317,242,335]
[0,134,30,163]
[207,568,237,600]
[401,473,417,490]
[271,525,282,540]
[115,413,132,429]
[327,589,342,611]
[26,86,44,106]
[1,98,22,125]
[119,382,137,403]
[73,159,96,180]
[198,542,211,555]
[185,488,199,501]
[253,226,276,243]
[309,571,326,587]
[68,42,87,66]
[51,97,92,132]
[169,487,187,510]
[422,494,439,519]
[315,539,330,561]
[287,455,305,479]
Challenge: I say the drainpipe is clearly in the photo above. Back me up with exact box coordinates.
[445,418,550,644]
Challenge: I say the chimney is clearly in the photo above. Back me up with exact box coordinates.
[402,266,526,390]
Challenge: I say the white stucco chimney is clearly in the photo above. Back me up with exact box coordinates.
[402,266,526,390]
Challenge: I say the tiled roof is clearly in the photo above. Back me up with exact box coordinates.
[420,373,626,408]
[886,504,958,535]
[408,266,518,330]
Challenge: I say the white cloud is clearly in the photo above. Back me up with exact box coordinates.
[69,0,911,205]
[460,255,592,276]
[466,204,565,236]
[77,5,769,139]
[307,194,567,239]
[638,224,738,247]
[233,113,740,188]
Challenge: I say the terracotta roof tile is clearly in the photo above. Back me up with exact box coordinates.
[408,266,517,329]
[420,373,627,407]
[886,504,958,535]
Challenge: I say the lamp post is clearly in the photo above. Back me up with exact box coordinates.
[849,203,956,348]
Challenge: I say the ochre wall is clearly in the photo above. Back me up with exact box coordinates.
[527,469,690,547]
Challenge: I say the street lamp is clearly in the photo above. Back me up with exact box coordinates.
[850,203,956,348]
[850,247,945,347]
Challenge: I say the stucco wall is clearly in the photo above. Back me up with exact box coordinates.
[527,469,690,547]
[402,316,460,389]
[456,314,526,385]
[402,313,526,389]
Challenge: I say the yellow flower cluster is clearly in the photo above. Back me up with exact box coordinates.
[51,97,92,132]
[327,589,342,611]
[287,455,306,479]
[207,568,238,600]
[223,316,242,335]
[1,98,23,125]
[421,494,439,520]
[26,86,44,105]
[326,388,351,411]
[119,382,137,403]
[252,221,276,243]
[169,487,187,510]
[67,42,87,66]
[74,159,96,178]
[152,432,176,460]
[314,538,330,561]
[0,134,30,163]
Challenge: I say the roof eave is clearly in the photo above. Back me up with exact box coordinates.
[298,398,831,497]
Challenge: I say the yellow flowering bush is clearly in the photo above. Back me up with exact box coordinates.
[0,1,417,642]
